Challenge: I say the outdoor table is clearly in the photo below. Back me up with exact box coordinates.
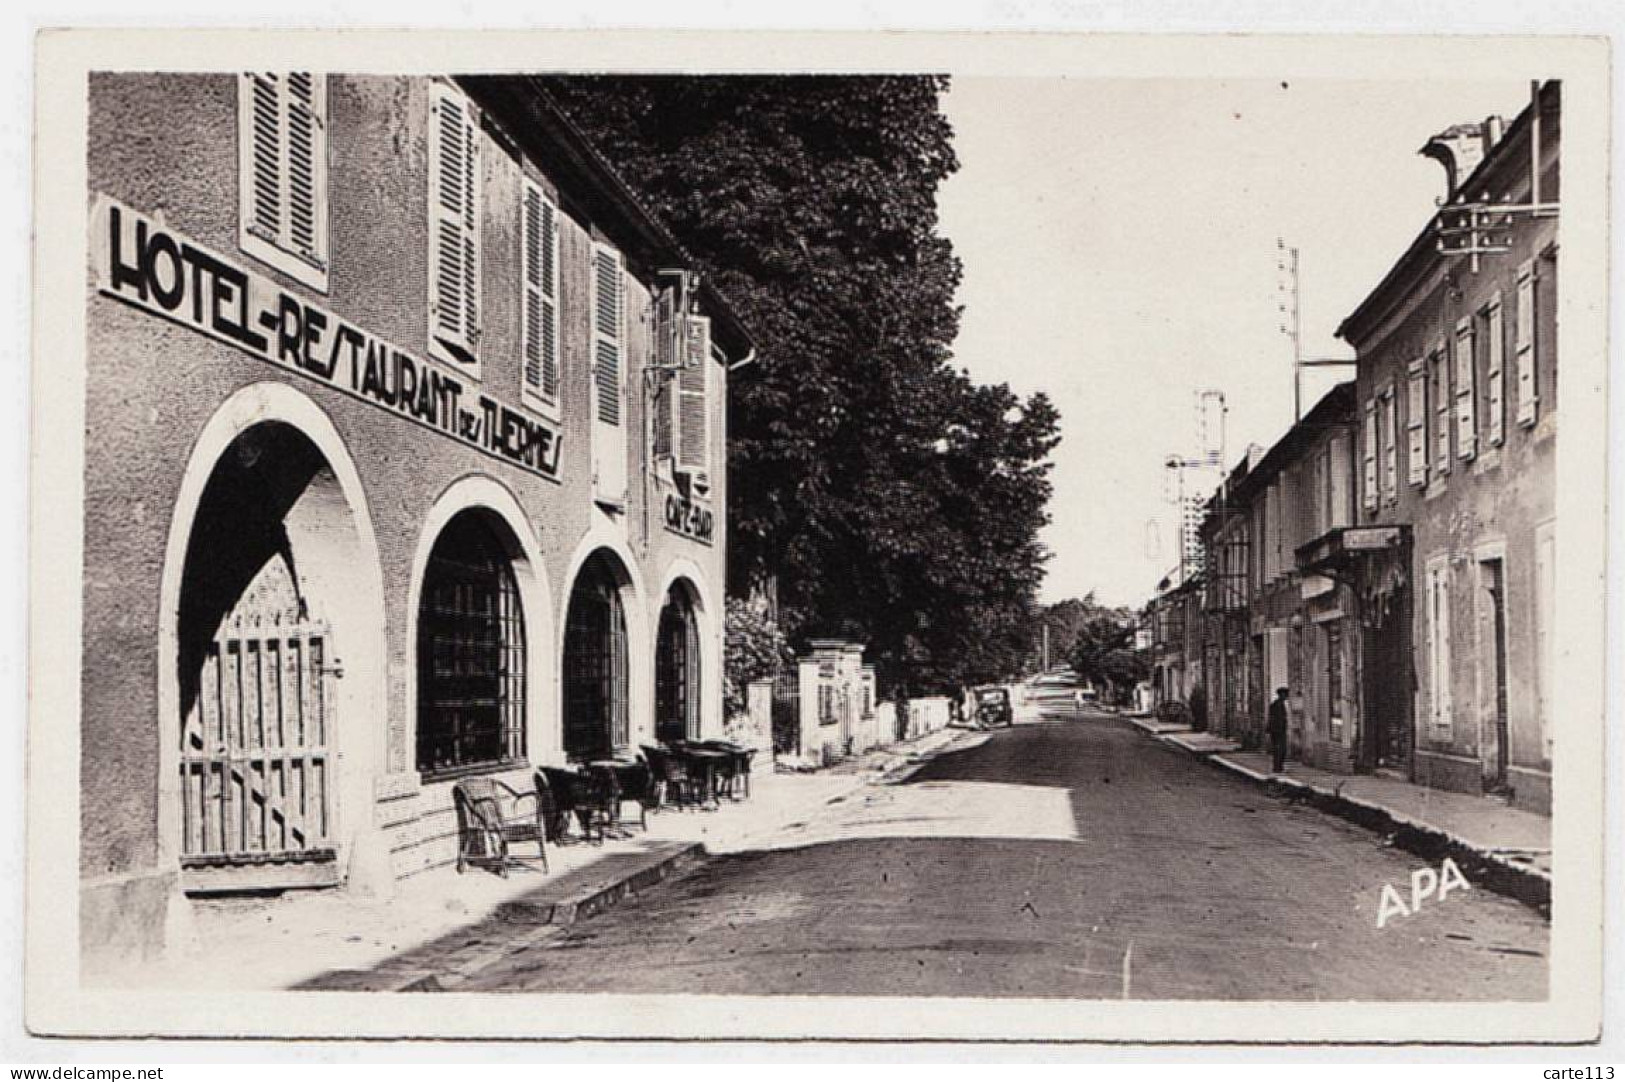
[673,746,729,807]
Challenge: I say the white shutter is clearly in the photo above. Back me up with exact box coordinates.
[1382,390,1398,499]
[1362,402,1378,510]
[1428,562,1453,742]
[238,72,328,287]
[1454,318,1477,460]
[1431,348,1451,475]
[1534,522,1555,758]
[521,179,559,403]
[1406,362,1427,487]
[1514,260,1538,425]
[429,83,480,366]
[591,243,627,505]
[1329,434,1352,529]
[1485,295,1506,446]
[677,315,711,489]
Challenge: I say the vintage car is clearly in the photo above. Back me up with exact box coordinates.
[973,685,1014,728]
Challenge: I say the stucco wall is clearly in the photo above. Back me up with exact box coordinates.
[82,72,733,953]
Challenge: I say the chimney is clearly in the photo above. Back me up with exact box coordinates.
[1419,119,1500,202]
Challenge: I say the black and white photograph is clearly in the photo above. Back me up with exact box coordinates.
[22,26,1611,1046]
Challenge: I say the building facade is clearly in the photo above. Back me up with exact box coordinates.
[1329,82,1559,812]
[83,73,755,972]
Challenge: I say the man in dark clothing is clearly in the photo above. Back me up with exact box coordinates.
[1267,686,1290,773]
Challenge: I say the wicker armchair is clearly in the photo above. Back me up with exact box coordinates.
[452,777,547,876]
[641,744,701,809]
[604,759,656,830]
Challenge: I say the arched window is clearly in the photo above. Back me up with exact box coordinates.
[563,553,629,760]
[655,584,701,744]
[417,511,526,776]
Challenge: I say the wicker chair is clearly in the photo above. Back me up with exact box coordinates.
[537,766,608,844]
[605,759,656,830]
[641,744,701,809]
[452,777,547,876]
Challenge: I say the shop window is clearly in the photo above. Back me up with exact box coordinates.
[417,512,526,777]
[428,81,482,370]
[238,73,329,290]
[521,177,560,409]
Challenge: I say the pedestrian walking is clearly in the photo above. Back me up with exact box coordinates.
[1267,686,1289,773]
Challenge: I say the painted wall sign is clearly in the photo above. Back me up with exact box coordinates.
[663,489,715,545]
[92,196,562,481]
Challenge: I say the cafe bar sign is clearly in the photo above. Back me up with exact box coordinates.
[92,195,562,481]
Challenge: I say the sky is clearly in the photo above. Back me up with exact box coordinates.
[937,77,1531,609]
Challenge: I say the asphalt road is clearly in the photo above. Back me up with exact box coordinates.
[457,708,1548,999]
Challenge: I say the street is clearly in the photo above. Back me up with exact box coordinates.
[454,708,1548,999]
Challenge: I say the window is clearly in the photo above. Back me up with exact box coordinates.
[1362,401,1378,511]
[428,82,481,368]
[1328,434,1352,529]
[416,512,526,777]
[520,178,560,408]
[1431,345,1451,476]
[1514,260,1538,426]
[1406,360,1427,487]
[1455,318,1477,460]
[590,243,627,505]
[238,73,328,290]
[1484,294,1506,446]
[1425,557,1453,743]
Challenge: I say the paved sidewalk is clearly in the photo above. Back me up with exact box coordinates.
[1129,721,1551,911]
[105,726,973,992]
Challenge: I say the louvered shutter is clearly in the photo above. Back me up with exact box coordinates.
[1361,402,1378,510]
[1429,563,1453,742]
[1382,390,1398,499]
[521,179,559,403]
[1406,362,1427,487]
[591,243,627,504]
[678,315,711,486]
[1514,260,1537,425]
[1431,348,1451,475]
[1454,318,1476,460]
[651,287,677,460]
[429,84,480,365]
[239,73,328,284]
[1485,295,1505,446]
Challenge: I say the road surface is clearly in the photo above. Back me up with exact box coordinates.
[456,708,1548,999]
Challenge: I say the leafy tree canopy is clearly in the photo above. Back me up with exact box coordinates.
[545,76,1059,695]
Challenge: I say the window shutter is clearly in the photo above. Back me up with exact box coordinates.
[651,287,676,460]
[1329,434,1352,529]
[590,243,627,504]
[1431,348,1451,475]
[1515,260,1538,425]
[239,73,328,283]
[1429,564,1453,742]
[1485,295,1505,446]
[678,315,711,482]
[429,84,480,365]
[1382,390,1398,499]
[1454,318,1476,460]
[1362,402,1378,510]
[1406,362,1427,487]
[521,180,559,403]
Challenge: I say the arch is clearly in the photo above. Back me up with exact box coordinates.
[557,527,650,760]
[157,383,386,881]
[652,559,723,742]
[405,475,554,775]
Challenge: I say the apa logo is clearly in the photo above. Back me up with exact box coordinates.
[1375,856,1472,928]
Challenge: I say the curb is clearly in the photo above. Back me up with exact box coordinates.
[300,842,707,992]
[877,728,991,785]
[1131,720,1551,916]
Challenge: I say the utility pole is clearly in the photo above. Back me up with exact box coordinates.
[1277,238,1356,421]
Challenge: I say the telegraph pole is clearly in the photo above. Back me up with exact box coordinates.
[1278,238,1355,421]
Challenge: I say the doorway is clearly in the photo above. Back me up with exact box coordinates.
[562,551,630,760]
[1479,557,1510,792]
[655,582,701,745]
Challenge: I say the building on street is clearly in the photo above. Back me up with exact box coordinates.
[1323,80,1559,812]
[82,72,756,973]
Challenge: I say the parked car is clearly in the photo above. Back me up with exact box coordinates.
[974,685,1014,728]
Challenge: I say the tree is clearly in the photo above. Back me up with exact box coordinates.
[1062,596,1147,704]
[723,596,792,719]
[546,76,1059,695]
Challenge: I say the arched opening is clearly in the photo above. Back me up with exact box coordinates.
[562,550,632,760]
[655,580,702,744]
[176,421,370,889]
[416,510,528,777]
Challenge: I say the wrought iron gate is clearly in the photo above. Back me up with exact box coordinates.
[179,613,338,889]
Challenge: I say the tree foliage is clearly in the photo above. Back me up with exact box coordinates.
[545,76,1059,695]
[1057,595,1148,704]
[723,596,792,719]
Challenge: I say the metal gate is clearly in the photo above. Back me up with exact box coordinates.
[180,613,338,890]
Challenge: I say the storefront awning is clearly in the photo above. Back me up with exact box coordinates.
[1295,524,1411,575]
